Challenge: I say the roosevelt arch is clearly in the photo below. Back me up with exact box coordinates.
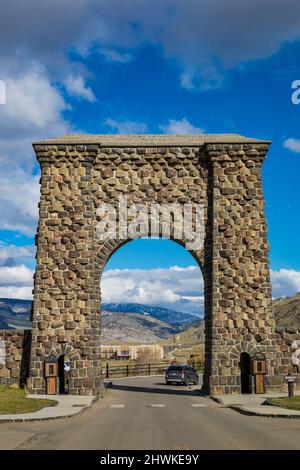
[28,133,279,396]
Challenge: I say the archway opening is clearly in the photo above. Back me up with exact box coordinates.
[100,238,205,385]
[57,354,68,394]
[240,352,252,394]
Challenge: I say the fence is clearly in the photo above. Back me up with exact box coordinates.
[103,361,203,379]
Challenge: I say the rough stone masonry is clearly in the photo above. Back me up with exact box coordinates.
[4,133,293,396]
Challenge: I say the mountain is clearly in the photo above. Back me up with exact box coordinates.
[102,303,199,326]
[0,318,10,329]
[273,292,300,331]
[0,298,32,329]
[101,311,181,344]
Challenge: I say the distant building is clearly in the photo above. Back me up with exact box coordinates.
[100,343,164,361]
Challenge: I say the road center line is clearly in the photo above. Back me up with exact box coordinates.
[190,404,207,407]
[110,404,125,408]
[150,404,166,408]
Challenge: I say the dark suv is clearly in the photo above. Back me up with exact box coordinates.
[165,364,199,386]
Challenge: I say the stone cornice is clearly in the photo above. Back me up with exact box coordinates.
[206,142,270,164]
[33,133,271,149]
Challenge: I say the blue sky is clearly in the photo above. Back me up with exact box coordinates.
[105,239,196,270]
[1,1,300,314]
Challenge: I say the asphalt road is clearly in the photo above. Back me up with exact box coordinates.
[1,376,300,450]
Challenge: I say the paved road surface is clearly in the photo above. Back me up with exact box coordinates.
[0,376,300,450]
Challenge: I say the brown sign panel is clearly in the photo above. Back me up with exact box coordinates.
[252,360,266,375]
[252,352,266,375]
[44,356,58,377]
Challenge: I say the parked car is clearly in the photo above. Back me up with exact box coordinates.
[165,364,199,386]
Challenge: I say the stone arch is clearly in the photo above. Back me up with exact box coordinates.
[95,235,205,278]
[28,134,279,396]
[229,341,264,359]
[47,344,81,362]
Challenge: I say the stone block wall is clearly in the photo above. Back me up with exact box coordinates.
[0,330,31,387]
[274,327,300,389]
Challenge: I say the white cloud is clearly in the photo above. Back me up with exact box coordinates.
[64,75,96,102]
[101,265,204,315]
[271,269,300,298]
[283,138,300,153]
[180,67,224,91]
[0,171,40,235]
[105,118,148,134]
[0,263,34,299]
[2,71,70,135]
[0,286,33,300]
[181,296,203,302]
[0,265,33,287]
[0,70,72,235]
[160,118,204,134]
[100,48,132,63]
[0,243,35,267]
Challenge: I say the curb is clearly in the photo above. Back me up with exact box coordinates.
[209,396,223,404]
[228,405,300,419]
[210,395,300,418]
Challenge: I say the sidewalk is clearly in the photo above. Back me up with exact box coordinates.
[0,394,96,423]
[212,391,300,418]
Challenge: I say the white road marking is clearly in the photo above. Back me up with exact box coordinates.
[190,403,207,407]
[110,404,125,408]
[150,404,166,408]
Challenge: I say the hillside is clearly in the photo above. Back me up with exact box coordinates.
[0,318,10,329]
[102,303,199,326]
[101,311,180,344]
[161,318,205,362]
[0,298,32,329]
[273,292,300,330]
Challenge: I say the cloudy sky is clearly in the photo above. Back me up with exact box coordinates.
[0,1,300,315]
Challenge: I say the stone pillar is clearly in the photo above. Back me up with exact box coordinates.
[28,145,102,395]
[203,143,277,395]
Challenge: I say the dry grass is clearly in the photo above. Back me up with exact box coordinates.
[103,359,138,367]
[266,395,300,411]
[0,385,57,415]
